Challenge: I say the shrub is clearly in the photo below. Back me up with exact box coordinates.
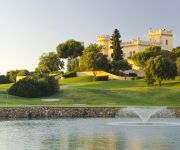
[8,78,39,97]
[63,71,77,78]
[0,75,10,84]
[94,76,109,81]
[129,73,137,77]
[135,76,144,80]
[131,76,144,80]
[119,72,125,76]
[8,76,59,98]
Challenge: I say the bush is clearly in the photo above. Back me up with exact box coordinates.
[119,72,125,76]
[8,76,59,98]
[131,76,144,80]
[94,76,109,81]
[129,73,137,77]
[0,75,9,84]
[135,76,144,80]
[0,75,10,84]
[63,71,77,78]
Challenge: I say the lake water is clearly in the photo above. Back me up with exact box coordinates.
[0,118,180,150]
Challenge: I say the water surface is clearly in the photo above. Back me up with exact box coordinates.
[0,118,180,150]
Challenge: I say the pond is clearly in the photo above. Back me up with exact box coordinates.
[0,118,180,150]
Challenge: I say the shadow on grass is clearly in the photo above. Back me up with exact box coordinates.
[161,81,180,87]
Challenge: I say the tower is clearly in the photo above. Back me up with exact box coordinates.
[97,35,112,61]
[148,28,173,51]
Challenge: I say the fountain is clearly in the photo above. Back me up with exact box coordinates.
[117,107,175,122]
[108,107,178,126]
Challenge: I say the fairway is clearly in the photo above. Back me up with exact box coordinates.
[0,77,180,107]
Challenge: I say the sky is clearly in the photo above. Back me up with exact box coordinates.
[0,0,180,74]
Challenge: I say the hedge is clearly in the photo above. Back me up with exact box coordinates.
[94,76,109,81]
[63,71,77,78]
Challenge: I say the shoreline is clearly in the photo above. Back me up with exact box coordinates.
[0,107,180,120]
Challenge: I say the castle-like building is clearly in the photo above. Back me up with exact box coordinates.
[97,28,173,61]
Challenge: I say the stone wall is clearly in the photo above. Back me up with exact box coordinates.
[0,107,119,119]
[0,107,179,120]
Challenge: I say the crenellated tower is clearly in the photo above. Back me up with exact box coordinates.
[97,35,113,61]
[148,28,173,51]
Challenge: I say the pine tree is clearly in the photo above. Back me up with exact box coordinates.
[111,29,123,61]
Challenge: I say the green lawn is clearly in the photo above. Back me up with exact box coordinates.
[0,77,180,107]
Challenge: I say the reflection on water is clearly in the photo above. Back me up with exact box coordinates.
[0,118,180,150]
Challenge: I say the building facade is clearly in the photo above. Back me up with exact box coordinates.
[97,28,173,60]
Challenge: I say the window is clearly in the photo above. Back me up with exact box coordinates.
[133,51,136,54]
[166,40,168,45]
[130,51,132,58]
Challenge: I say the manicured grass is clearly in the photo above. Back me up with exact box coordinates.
[0,83,13,89]
[59,79,180,107]
[0,78,180,107]
[59,76,93,85]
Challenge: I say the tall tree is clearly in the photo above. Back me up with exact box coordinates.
[37,52,64,73]
[56,39,84,71]
[111,29,123,61]
[80,44,109,77]
[145,56,177,86]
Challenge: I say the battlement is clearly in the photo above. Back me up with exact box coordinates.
[148,28,173,36]
[122,38,160,47]
[97,35,111,41]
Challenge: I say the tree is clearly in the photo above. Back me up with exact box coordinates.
[17,70,30,76]
[37,52,64,73]
[56,39,84,71]
[6,70,19,83]
[161,50,177,62]
[69,57,80,72]
[172,46,180,57]
[176,57,180,76]
[80,44,109,77]
[132,46,178,68]
[145,56,177,86]
[132,46,161,68]
[111,60,131,75]
[111,29,123,61]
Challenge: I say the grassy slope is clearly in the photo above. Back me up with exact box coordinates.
[59,78,180,107]
[0,77,180,107]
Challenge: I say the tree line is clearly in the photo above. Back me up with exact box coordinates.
[1,28,180,86]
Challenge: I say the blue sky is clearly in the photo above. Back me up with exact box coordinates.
[0,0,180,74]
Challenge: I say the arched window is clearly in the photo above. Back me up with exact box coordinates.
[133,51,136,54]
